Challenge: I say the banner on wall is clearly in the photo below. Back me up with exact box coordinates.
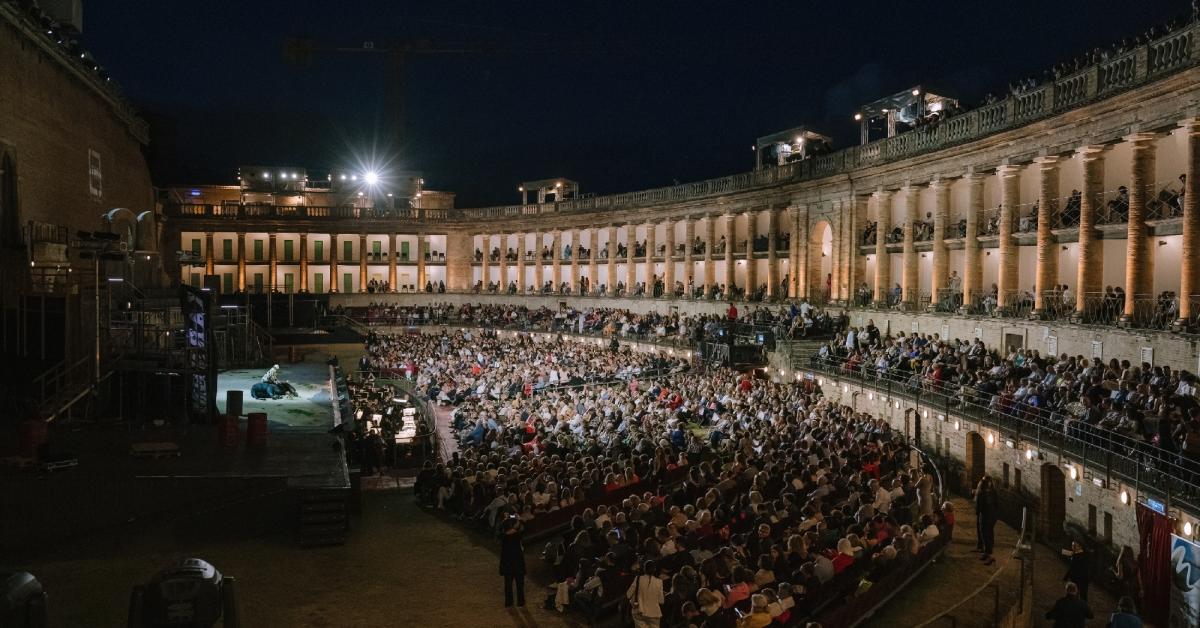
[1170,534,1200,628]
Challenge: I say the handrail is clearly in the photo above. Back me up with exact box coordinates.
[804,353,1200,509]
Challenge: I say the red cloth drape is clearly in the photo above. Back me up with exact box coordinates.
[1137,503,1173,626]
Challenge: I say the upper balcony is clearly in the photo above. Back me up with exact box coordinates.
[164,203,450,223]
[165,22,1198,230]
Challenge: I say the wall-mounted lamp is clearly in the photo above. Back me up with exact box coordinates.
[985,251,991,256]
[1159,240,1168,246]
[1119,490,1130,505]
[1062,245,1069,251]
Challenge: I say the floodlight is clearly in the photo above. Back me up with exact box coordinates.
[364,171,379,185]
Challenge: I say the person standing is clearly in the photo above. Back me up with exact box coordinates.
[626,560,665,628]
[974,475,999,566]
[499,517,526,607]
[1107,596,1143,628]
[1062,540,1091,601]
[1045,582,1092,628]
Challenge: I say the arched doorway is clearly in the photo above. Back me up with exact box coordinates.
[965,431,986,490]
[807,220,833,301]
[1039,463,1066,542]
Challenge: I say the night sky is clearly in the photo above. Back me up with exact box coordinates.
[84,0,1185,207]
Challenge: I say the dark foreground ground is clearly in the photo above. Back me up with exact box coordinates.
[20,489,1131,628]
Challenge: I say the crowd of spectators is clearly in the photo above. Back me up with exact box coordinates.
[386,327,948,627]
[342,301,843,342]
[812,325,1200,469]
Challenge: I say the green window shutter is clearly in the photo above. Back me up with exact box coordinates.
[253,240,263,261]
[284,240,294,261]
[343,240,353,261]
[314,241,324,262]
[191,239,201,256]
[314,273,324,293]
[222,239,233,261]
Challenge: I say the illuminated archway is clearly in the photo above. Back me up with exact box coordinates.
[807,219,833,301]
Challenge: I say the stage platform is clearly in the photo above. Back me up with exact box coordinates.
[1,355,353,557]
[216,361,336,432]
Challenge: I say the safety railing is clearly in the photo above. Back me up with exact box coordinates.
[1079,291,1124,325]
[805,354,1200,510]
[997,290,1033,318]
[1037,290,1073,321]
[1128,294,1177,330]
[934,288,962,313]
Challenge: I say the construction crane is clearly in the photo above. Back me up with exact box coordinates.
[283,35,507,154]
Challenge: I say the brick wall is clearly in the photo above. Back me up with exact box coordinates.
[0,17,155,245]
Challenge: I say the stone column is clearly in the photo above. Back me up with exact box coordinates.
[961,174,984,310]
[704,215,717,297]
[835,199,849,301]
[850,196,868,297]
[204,232,215,276]
[588,227,600,294]
[872,190,892,306]
[534,231,545,292]
[1178,120,1200,327]
[358,233,367,292]
[930,180,949,305]
[683,217,695,295]
[663,219,675,296]
[625,224,637,293]
[569,229,579,293]
[996,164,1022,310]
[1075,147,1106,317]
[723,213,736,296]
[480,234,490,290]
[417,232,427,289]
[237,231,246,291]
[606,226,618,294]
[515,232,526,293]
[386,233,396,291]
[268,233,278,292]
[796,206,809,298]
[329,233,338,292]
[1122,133,1158,323]
[299,233,309,292]
[499,232,510,291]
[766,208,779,298]
[644,221,656,295]
[744,211,758,297]
[1033,156,1060,317]
[901,185,919,306]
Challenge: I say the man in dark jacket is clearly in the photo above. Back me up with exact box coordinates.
[1062,541,1091,600]
[1045,582,1092,628]
[499,517,526,607]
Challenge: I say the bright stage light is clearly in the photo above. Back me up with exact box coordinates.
[364,171,379,185]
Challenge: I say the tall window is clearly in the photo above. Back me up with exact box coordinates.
[0,153,19,248]
[283,240,294,261]
[314,241,324,262]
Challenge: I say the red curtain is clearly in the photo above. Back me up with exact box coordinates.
[1137,503,1173,626]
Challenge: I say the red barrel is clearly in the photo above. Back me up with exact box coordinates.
[17,420,47,459]
[217,414,239,447]
[246,412,268,448]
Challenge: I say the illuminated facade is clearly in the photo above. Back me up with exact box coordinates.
[164,22,1200,332]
